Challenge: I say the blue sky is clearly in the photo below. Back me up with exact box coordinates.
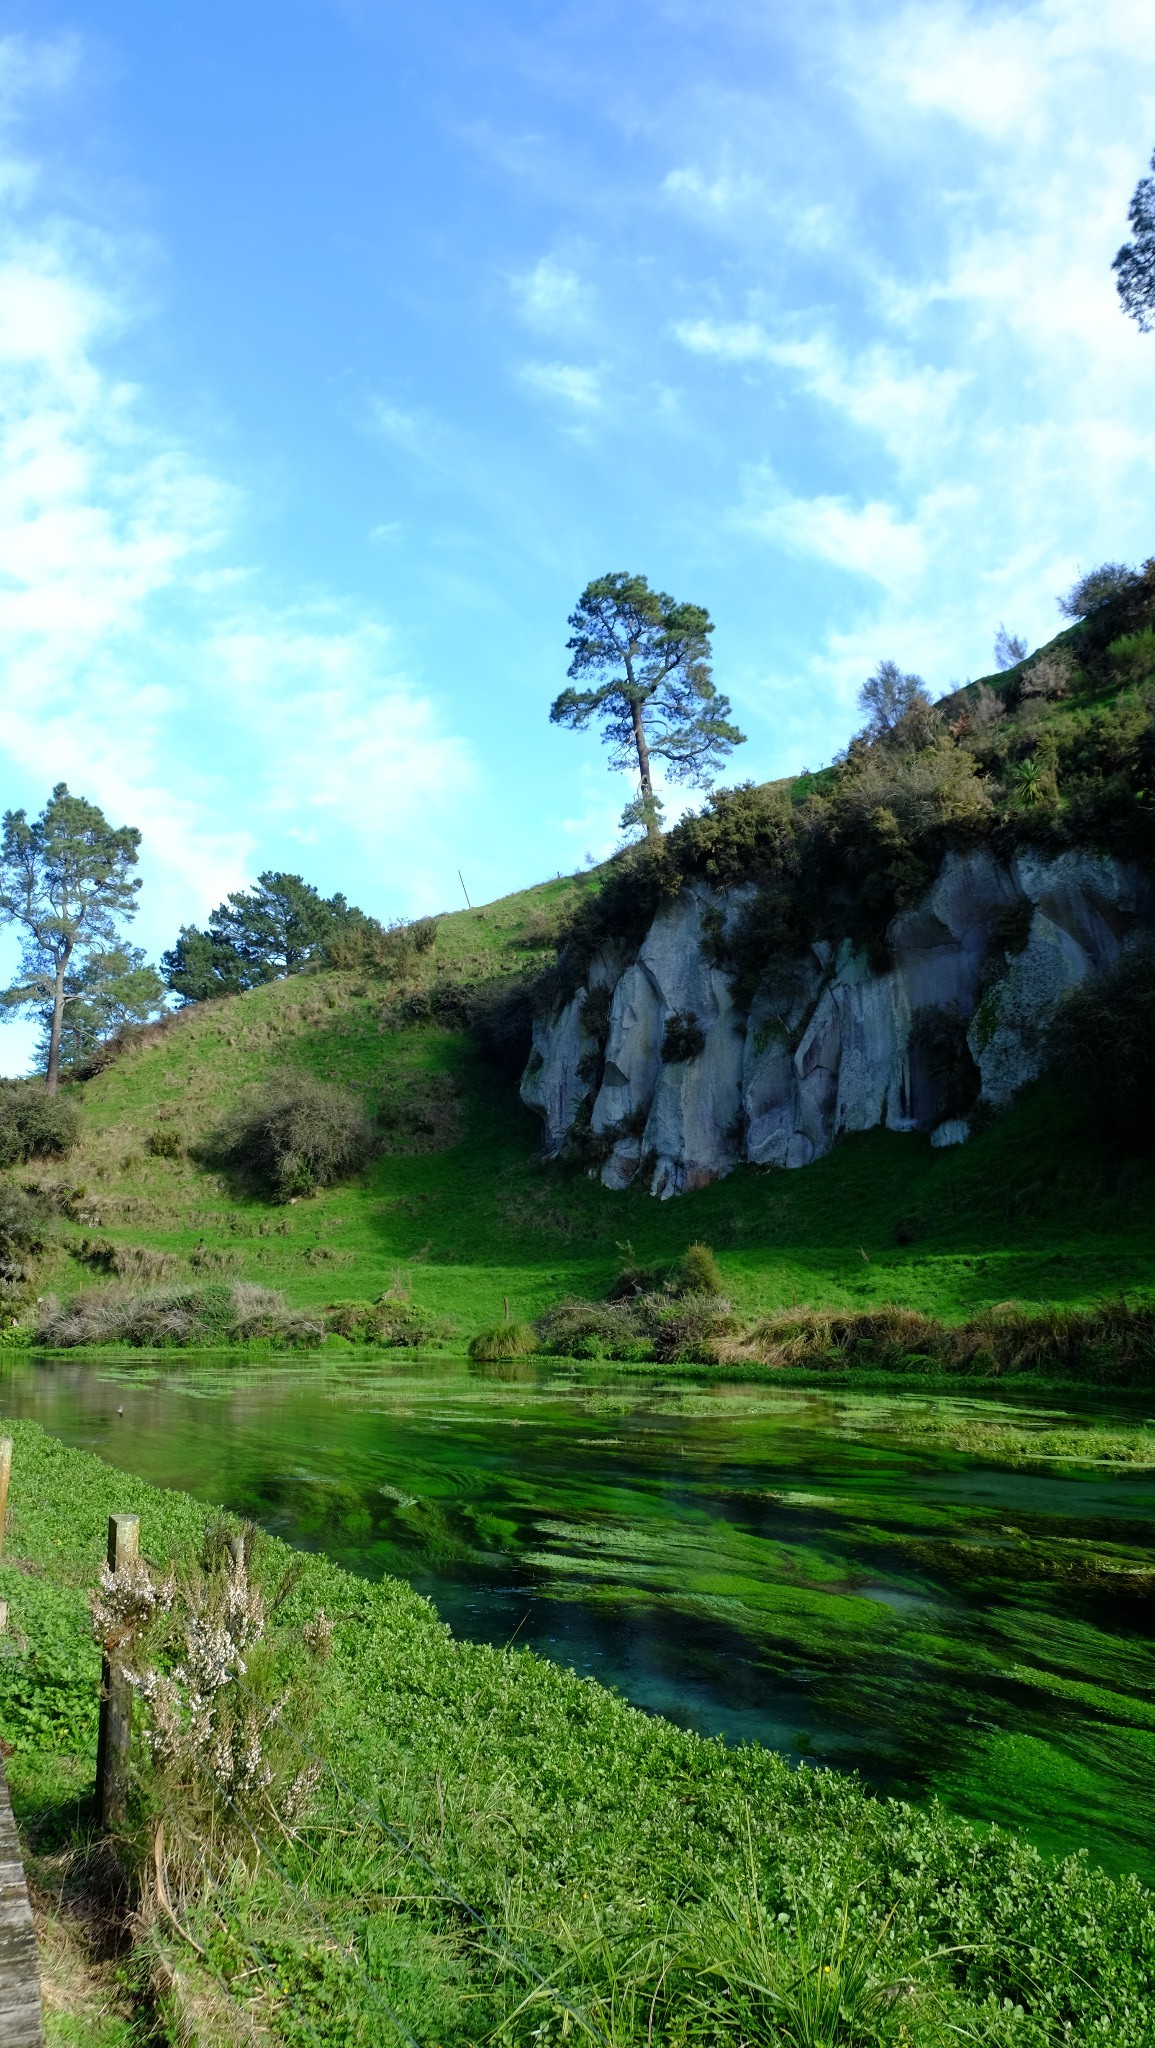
[1,0,1154,1068]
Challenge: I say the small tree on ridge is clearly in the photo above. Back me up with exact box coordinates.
[0,784,142,1091]
[550,572,745,839]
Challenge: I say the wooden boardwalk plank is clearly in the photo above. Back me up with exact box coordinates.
[0,1753,43,2048]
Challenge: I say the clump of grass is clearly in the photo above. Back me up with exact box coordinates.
[146,1127,182,1159]
[212,1077,376,1200]
[74,1238,183,1283]
[35,1280,324,1349]
[0,1080,80,1165]
[468,1320,538,1361]
[323,1297,451,1347]
[676,1241,724,1294]
[720,1298,1155,1385]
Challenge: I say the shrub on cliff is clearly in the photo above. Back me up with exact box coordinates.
[213,1078,376,1201]
[1046,938,1155,1147]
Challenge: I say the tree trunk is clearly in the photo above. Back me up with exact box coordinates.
[630,702,660,841]
[45,951,70,1094]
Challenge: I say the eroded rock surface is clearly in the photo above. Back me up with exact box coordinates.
[520,850,1152,1196]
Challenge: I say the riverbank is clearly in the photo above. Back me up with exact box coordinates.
[2,1414,1154,2046]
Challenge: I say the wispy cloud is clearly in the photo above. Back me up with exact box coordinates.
[520,359,603,409]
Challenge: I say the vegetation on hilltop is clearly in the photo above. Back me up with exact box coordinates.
[551,562,1155,992]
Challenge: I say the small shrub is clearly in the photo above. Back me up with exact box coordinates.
[579,984,613,1042]
[607,1261,668,1301]
[0,1083,81,1166]
[661,1011,706,1063]
[1046,939,1155,1148]
[213,1078,376,1201]
[992,900,1033,955]
[322,1297,450,1347]
[468,1321,538,1361]
[147,1127,182,1158]
[1109,627,1155,679]
[675,1242,724,1295]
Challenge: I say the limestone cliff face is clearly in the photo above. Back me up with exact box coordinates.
[519,848,1152,1197]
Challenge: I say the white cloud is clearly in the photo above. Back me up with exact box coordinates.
[0,36,476,961]
[511,255,585,331]
[676,317,966,462]
[520,359,603,409]
[740,473,933,594]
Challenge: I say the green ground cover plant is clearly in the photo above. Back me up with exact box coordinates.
[4,1417,1155,2045]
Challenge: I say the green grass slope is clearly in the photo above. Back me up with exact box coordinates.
[12,862,1155,1340]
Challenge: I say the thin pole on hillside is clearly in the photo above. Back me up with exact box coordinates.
[0,1440,10,1560]
[457,869,471,907]
[96,1513,139,1829]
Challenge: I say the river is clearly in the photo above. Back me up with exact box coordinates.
[3,1352,1153,1882]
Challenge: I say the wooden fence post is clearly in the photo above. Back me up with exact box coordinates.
[0,1751,43,2046]
[96,1514,139,1830]
[0,1438,12,1560]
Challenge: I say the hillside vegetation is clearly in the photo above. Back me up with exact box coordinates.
[5,587,1155,1352]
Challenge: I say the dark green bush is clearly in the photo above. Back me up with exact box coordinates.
[470,976,539,1076]
[213,1078,376,1200]
[0,1183,52,1281]
[907,1004,982,1122]
[1046,939,1155,1148]
[0,1084,80,1167]
[661,1011,706,1063]
[146,1126,182,1158]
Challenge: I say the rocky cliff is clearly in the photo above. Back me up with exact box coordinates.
[520,848,1152,1198]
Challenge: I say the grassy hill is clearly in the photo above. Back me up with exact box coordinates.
[9,582,1155,1349]
[8,867,1155,1344]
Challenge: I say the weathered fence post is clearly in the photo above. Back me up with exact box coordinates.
[0,1751,43,2046]
[96,1513,139,1829]
[0,1437,12,1560]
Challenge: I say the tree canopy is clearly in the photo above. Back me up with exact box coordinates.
[550,572,745,837]
[161,871,361,1002]
[1114,147,1155,332]
[857,660,932,741]
[0,784,143,1090]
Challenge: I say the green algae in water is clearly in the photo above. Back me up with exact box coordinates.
[2,1353,1154,1882]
